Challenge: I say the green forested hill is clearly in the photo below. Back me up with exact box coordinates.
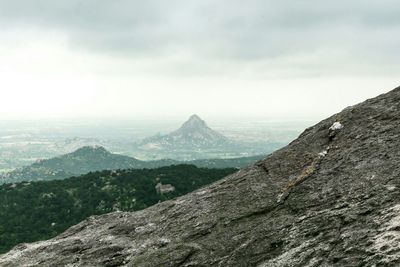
[0,165,236,254]
[0,146,262,184]
[0,146,146,183]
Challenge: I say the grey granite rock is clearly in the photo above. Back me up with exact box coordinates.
[2,87,400,266]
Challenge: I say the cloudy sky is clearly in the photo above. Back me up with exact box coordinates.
[0,0,398,120]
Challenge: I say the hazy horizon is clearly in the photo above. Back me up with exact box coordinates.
[0,83,397,122]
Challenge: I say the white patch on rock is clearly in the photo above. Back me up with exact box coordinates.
[318,150,328,157]
[329,122,344,131]
[159,238,170,246]
[386,185,397,191]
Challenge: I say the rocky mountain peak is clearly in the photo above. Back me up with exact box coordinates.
[139,115,230,151]
[171,115,229,145]
[3,87,400,266]
[178,114,208,131]
[189,114,204,123]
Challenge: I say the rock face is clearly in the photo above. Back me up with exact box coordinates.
[2,87,400,266]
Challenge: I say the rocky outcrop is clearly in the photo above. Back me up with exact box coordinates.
[1,87,400,266]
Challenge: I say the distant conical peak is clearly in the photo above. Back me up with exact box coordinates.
[189,114,202,121]
[181,114,207,129]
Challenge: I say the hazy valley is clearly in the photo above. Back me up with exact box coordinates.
[0,115,308,173]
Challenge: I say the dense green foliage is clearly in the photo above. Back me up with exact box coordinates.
[0,165,236,254]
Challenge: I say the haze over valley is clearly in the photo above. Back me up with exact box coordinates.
[0,114,308,173]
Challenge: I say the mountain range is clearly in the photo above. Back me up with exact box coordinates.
[2,87,400,266]
[0,145,264,184]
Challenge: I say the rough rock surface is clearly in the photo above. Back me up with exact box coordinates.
[1,87,400,266]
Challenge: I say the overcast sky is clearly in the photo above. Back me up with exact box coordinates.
[0,0,398,120]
